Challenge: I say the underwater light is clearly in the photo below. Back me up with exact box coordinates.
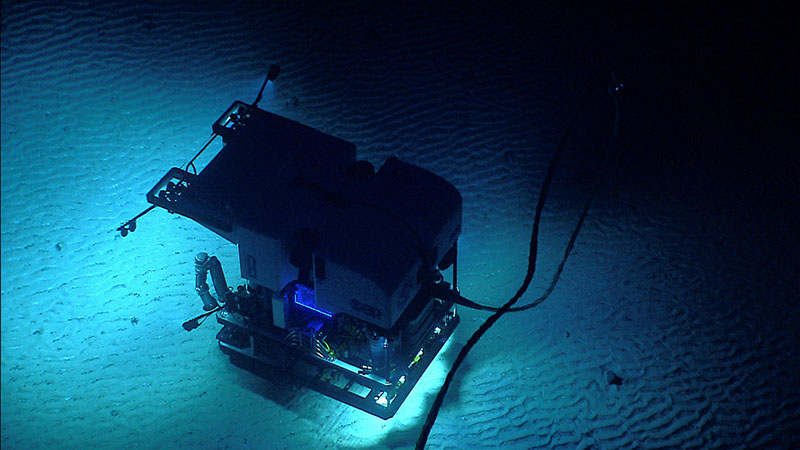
[375,391,389,408]
[289,283,333,318]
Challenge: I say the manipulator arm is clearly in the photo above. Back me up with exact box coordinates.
[195,252,231,311]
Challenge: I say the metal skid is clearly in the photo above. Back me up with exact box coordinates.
[215,288,458,419]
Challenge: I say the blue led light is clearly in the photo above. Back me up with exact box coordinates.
[290,284,333,318]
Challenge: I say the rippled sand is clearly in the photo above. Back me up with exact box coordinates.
[2,2,798,449]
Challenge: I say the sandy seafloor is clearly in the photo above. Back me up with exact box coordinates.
[2,1,799,449]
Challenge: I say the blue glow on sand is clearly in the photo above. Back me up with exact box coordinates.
[316,338,456,449]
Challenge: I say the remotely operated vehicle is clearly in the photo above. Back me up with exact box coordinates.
[119,66,461,418]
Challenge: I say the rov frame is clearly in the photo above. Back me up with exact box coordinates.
[141,96,462,419]
[213,282,459,419]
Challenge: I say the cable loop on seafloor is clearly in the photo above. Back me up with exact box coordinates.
[416,74,623,449]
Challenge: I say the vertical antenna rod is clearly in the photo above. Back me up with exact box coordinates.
[252,64,281,108]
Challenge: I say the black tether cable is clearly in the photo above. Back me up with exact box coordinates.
[416,76,621,449]
[429,77,621,314]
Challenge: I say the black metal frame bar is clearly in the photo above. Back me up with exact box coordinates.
[216,305,458,419]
